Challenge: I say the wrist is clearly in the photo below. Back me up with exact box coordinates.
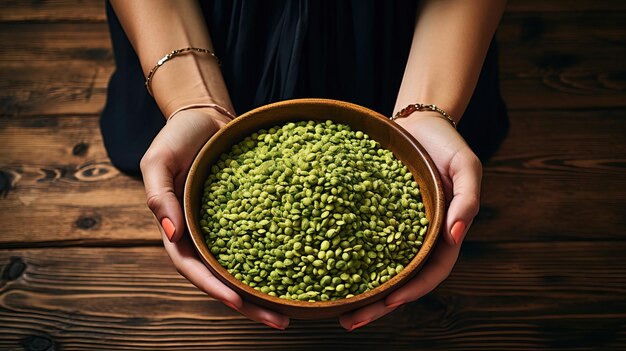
[395,111,458,132]
[168,106,232,132]
[393,87,467,124]
[395,111,471,159]
[151,53,231,115]
[144,51,235,119]
[167,102,236,122]
[392,103,457,129]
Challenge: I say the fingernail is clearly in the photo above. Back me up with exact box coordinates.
[262,319,285,330]
[161,217,175,241]
[451,221,466,245]
[348,319,371,332]
[386,300,405,309]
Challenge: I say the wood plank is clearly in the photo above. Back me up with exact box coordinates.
[7,58,625,116]
[0,63,112,117]
[0,115,107,162]
[1,109,624,246]
[473,108,626,242]
[0,0,106,22]
[4,14,624,63]
[505,0,626,13]
[0,242,624,350]
[0,115,156,246]
[0,0,622,23]
[0,23,111,116]
[498,11,626,43]
[497,11,626,110]
[1,2,623,350]
[1,10,626,116]
[1,115,109,164]
[0,23,112,63]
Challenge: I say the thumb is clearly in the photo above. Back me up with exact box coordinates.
[140,152,186,242]
[444,150,482,246]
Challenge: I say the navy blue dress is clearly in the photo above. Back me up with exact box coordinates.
[101,0,508,176]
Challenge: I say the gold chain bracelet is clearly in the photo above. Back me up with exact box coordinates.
[391,103,457,129]
[145,47,220,96]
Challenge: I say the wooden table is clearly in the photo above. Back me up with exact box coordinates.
[1,1,625,350]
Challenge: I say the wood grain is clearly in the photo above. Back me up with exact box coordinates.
[0,23,112,63]
[0,116,156,247]
[1,109,624,246]
[497,12,626,110]
[1,0,623,23]
[1,1,625,349]
[0,63,112,117]
[505,0,626,13]
[1,12,625,116]
[473,109,626,242]
[0,0,106,22]
[0,242,624,350]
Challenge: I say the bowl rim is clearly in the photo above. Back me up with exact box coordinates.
[184,98,444,310]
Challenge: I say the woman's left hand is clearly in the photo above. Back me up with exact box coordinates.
[339,114,483,331]
[140,108,290,330]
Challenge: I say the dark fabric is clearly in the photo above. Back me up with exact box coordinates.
[101,2,165,175]
[101,0,508,176]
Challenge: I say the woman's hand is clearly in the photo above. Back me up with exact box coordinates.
[139,108,290,330]
[339,114,482,331]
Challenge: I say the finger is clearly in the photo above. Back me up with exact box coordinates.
[384,239,460,307]
[239,301,290,330]
[141,151,185,242]
[162,232,290,330]
[162,231,243,308]
[445,150,482,245]
[339,300,398,331]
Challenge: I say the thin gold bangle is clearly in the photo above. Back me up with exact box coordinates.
[167,103,236,122]
[145,47,220,96]
[391,103,457,129]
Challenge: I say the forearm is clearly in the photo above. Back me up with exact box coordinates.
[394,0,506,122]
[110,0,234,118]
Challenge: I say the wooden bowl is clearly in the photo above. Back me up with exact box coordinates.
[184,98,444,319]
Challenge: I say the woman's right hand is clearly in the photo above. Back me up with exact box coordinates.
[140,108,290,330]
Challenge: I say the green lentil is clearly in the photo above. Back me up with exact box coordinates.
[200,120,427,301]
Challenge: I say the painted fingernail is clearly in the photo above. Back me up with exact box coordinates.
[161,217,175,241]
[386,300,405,309]
[451,221,466,245]
[262,319,285,330]
[348,319,371,332]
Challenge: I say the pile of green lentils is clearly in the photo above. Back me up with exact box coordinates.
[200,120,428,302]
